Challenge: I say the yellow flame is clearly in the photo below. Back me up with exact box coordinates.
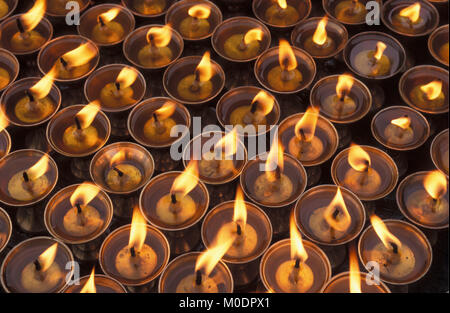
[110,150,126,168]
[154,101,176,120]
[374,42,387,61]
[277,0,288,9]
[98,8,120,24]
[399,2,421,23]
[70,182,101,208]
[391,116,411,130]
[0,109,8,132]
[313,17,328,46]
[336,74,354,99]
[324,187,352,232]
[244,28,264,45]
[214,128,238,158]
[290,214,308,262]
[20,0,46,32]
[370,214,402,250]
[76,101,101,129]
[61,43,97,68]
[29,66,57,100]
[424,170,447,200]
[80,268,97,293]
[279,39,297,71]
[116,67,138,89]
[265,138,284,182]
[251,90,275,116]
[295,107,319,142]
[128,206,147,253]
[195,51,213,82]
[348,144,371,172]
[349,244,362,293]
[146,24,172,48]
[26,154,49,181]
[188,4,211,19]
[171,160,199,198]
[233,185,247,230]
[37,242,58,273]
[420,81,442,100]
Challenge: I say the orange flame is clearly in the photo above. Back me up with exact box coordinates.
[188,4,211,19]
[154,101,176,120]
[349,244,362,293]
[0,109,9,132]
[233,185,247,231]
[265,137,284,182]
[277,0,288,9]
[348,144,371,172]
[20,0,46,32]
[29,66,57,100]
[128,206,147,253]
[69,182,100,208]
[26,154,49,181]
[295,107,319,142]
[324,187,352,232]
[424,170,447,200]
[146,25,172,48]
[214,128,238,158]
[116,67,138,89]
[370,214,402,250]
[195,51,213,82]
[37,242,58,272]
[98,8,120,24]
[244,28,264,45]
[80,268,97,293]
[251,90,275,116]
[171,161,199,198]
[290,214,308,262]
[336,74,354,99]
[391,116,411,130]
[61,43,97,68]
[76,101,101,129]
[399,3,421,23]
[110,150,126,168]
[420,81,442,100]
[279,39,297,71]
[374,42,387,61]
[313,17,328,46]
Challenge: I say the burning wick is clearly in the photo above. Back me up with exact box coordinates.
[105,150,142,192]
[264,0,300,26]
[92,8,124,44]
[143,101,177,143]
[195,269,202,286]
[267,40,302,92]
[10,0,46,51]
[138,25,173,68]
[179,4,211,39]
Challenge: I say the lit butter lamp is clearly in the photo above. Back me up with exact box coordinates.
[392,2,426,35]
[384,115,414,145]
[401,171,449,228]
[177,51,215,102]
[143,101,176,144]
[410,80,445,110]
[334,0,368,24]
[303,17,336,57]
[7,154,50,202]
[132,0,166,15]
[64,268,127,293]
[179,4,211,39]
[268,40,302,92]
[54,42,98,80]
[230,90,275,130]
[100,66,138,108]
[9,0,46,52]
[265,0,300,26]
[354,41,391,77]
[91,8,124,44]
[105,150,142,192]
[323,74,357,119]
[14,67,57,124]
[224,28,264,60]
[62,101,101,152]
[138,25,173,68]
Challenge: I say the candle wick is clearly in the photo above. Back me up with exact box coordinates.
[16,18,25,34]
[33,259,42,272]
[195,270,202,286]
[98,16,105,27]
[60,57,68,70]
[113,167,124,177]
[171,193,177,204]
[339,90,347,102]
[236,223,242,236]
[130,246,136,257]
[275,166,281,180]
[76,203,83,214]
[294,258,301,269]
[153,113,159,123]
[74,116,82,130]
[115,82,121,91]
[22,171,30,183]
[25,90,36,103]
[250,100,258,114]
[332,208,340,220]
[390,242,398,254]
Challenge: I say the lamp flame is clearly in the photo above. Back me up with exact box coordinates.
[69,182,100,208]
[214,128,238,158]
[348,144,371,172]
[295,107,319,142]
[20,0,46,32]
[116,67,138,89]
[420,81,442,100]
[244,28,264,45]
[290,214,308,262]
[336,74,354,99]
[80,268,97,293]
[391,116,411,130]
[195,51,213,82]
[279,39,297,71]
[374,42,387,61]
[61,43,97,68]
[29,66,57,100]
[146,24,172,48]
[128,206,147,253]
[399,3,421,23]
[98,8,120,24]
[265,137,284,182]
[313,17,328,46]
[26,154,50,181]
[110,150,126,167]
[76,101,101,129]
[370,214,402,251]
[37,243,58,273]
[171,161,199,198]
[324,187,352,232]
[233,185,247,231]
[188,4,211,19]
[349,244,362,293]
[424,170,447,200]
[154,101,176,120]
[277,0,288,9]
[251,90,275,116]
